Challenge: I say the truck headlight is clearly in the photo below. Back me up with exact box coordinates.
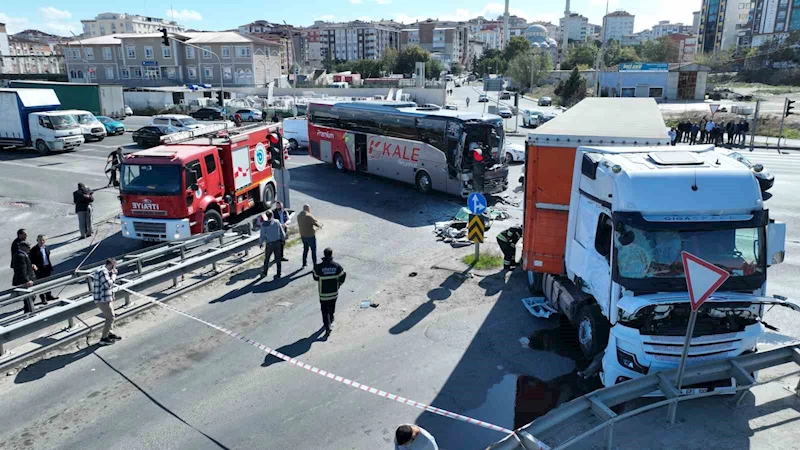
[174,233,181,239]
[617,348,648,374]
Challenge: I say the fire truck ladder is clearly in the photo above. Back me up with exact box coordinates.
[489,342,800,450]
[159,122,280,145]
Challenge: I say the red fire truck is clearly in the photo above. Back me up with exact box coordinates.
[119,123,285,241]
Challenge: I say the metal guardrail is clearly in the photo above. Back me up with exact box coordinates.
[0,227,260,356]
[489,342,800,450]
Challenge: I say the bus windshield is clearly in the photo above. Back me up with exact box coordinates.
[121,164,182,195]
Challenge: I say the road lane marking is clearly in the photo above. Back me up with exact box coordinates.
[121,287,548,448]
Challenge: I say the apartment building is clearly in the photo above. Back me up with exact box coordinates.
[64,32,281,88]
[621,30,652,46]
[750,0,800,47]
[401,20,469,68]
[82,13,184,37]
[602,11,635,42]
[317,20,400,62]
[559,13,590,41]
[693,11,702,34]
[698,0,754,51]
[2,34,65,75]
[651,20,694,38]
[474,29,502,50]
[0,23,10,58]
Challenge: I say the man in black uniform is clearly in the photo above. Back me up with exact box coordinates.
[497,226,523,270]
[313,248,346,338]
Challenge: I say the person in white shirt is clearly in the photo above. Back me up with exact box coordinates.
[394,424,438,450]
[705,120,715,143]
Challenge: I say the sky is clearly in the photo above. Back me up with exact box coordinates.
[0,0,701,37]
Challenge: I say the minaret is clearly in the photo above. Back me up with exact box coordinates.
[561,0,570,68]
[503,0,510,49]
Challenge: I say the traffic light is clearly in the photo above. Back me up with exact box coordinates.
[160,28,169,46]
[786,98,796,117]
[268,132,284,169]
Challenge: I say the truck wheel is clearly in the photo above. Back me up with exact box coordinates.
[577,304,610,360]
[261,183,275,209]
[415,171,432,194]
[202,210,223,233]
[527,271,543,294]
[288,139,298,151]
[334,153,345,172]
[35,140,51,155]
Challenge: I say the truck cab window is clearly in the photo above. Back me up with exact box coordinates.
[185,160,202,188]
[595,214,613,261]
[204,154,217,174]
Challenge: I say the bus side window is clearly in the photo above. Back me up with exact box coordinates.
[416,117,446,152]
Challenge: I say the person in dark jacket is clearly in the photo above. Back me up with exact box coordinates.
[313,248,346,338]
[29,234,57,304]
[740,120,750,146]
[497,226,523,270]
[690,122,700,145]
[10,228,27,269]
[726,121,736,145]
[106,148,123,187]
[12,241,36,314]
[73,183,94,239]
[700,119,708,144]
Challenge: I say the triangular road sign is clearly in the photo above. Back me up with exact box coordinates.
[681,251,730,311]
[709,104,720,115]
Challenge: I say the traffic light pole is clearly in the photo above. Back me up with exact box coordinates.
[777,110,786,154]
[749,100,760,153]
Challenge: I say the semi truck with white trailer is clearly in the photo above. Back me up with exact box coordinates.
[523,98,798,391]
[0,88,84,154]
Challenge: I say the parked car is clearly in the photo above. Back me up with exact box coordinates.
[504,142,525,164]
[150,114,204,131]
[230,108,263,122]
[498,106,513,118]
[65,109,106,141]
[499,91,512,100]
[521,109,543,127]
[418,103,442,111]
[191,107,224,120]
[96,115,126,135]
[720,150,774,192]
[132,125,180,148]
[541,112,557,123]
[478,94,489,102]
[455,81,462,87]
[283,117,309,151]
[538,96,553,106]
[444,104,458,110]
[124,105,133,116]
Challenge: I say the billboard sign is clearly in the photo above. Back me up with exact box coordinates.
[619,62,669,72]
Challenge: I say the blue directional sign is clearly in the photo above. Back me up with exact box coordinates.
[467,192,487,215]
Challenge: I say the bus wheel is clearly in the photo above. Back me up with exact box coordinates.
[334,153,345,172]
[203,209,223,233]
[35,140,51,155]
[261,183,275,209]
[577,304,610,360]
[415,171,432,194]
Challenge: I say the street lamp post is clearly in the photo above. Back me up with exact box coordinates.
[173,39,224,107]
[69,31,90,84]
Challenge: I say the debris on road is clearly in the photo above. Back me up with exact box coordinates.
[521,297,558,318]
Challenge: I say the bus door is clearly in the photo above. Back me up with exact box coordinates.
[355,133,368,172]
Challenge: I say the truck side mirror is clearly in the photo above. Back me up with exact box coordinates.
[618,230,635,246]
[189,183,199,192]
[767,221,786,265]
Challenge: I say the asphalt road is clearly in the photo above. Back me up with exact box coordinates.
[1,87,800,450]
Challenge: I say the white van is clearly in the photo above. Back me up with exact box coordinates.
[283,117,309,150]
[150,114,205,131]
[64,109,106,141]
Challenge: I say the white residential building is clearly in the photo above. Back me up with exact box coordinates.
[559,13,590,41]
[602,11,635,42]
[81,13,185,37]
[317,20,401,62]
[651,20,693,39]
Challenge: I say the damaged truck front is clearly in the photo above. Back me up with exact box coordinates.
[522,98,796,391]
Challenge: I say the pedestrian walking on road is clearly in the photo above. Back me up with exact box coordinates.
[690,122,699,145]
[106,147,123,188]
[259,210,286,280]
[297,204,322,267]
[73,182,94,239]
[466,97,470,107]
[394,424,439,450]
[274,201,290,262]
[10,228,27,269]
[497,226,523,270]
[29,234,57,304]
[313,248,346,338]
[12,241,36,314]
[93,258,121,346]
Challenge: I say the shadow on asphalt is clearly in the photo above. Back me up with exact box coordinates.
[210,267,311,303]
[14,345,97,383]
[389,271,469,335]
[287,164,462,228]
[262,326,326,368]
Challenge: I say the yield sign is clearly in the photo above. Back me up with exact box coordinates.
[709,104,721,115]
[682,251,730,311]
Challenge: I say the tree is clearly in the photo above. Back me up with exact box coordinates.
[503,36,531,62]
[476,56,507,75]
[603,39,639,67]
[350,59,383,78]
[637,37,679,63]
[395,45,430,75]
[450,64,463,76]
[507,50,553,92]
[562,44,598,70]
[425,59,444,79]
[322,54,335,72]
[554,67,587,107]
[380,47,398,75]
[471,54,478,72]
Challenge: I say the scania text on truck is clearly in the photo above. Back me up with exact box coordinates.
[0,88,84,154]
[119,123,285,242]
[522,98,798,391]
[307,100,509,196]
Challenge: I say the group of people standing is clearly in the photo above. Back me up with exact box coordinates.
[10,229,57,313]
[669,118,750,147]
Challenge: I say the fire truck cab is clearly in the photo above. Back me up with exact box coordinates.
[119,123,282,241]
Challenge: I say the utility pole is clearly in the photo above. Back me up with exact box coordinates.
[560,0,570,69]
[749,100,760,153]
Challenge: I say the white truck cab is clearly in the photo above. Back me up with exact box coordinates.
[64,109,106,141]
[27,111,85,153]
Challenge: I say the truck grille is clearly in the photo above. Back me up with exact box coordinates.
[92,127,104,133]
[132,222,167,234]
[642,333,742,363]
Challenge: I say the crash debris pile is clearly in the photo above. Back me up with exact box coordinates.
[434,207,508,247]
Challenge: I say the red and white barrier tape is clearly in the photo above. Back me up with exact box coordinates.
[121,287,549,448]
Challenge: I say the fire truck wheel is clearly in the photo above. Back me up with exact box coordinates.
[577,304,610,360]
[35,140,51,155]
[415,171,432,194]
[334,153,345,172]
[203,209,223,233]
[261,183,275,209]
